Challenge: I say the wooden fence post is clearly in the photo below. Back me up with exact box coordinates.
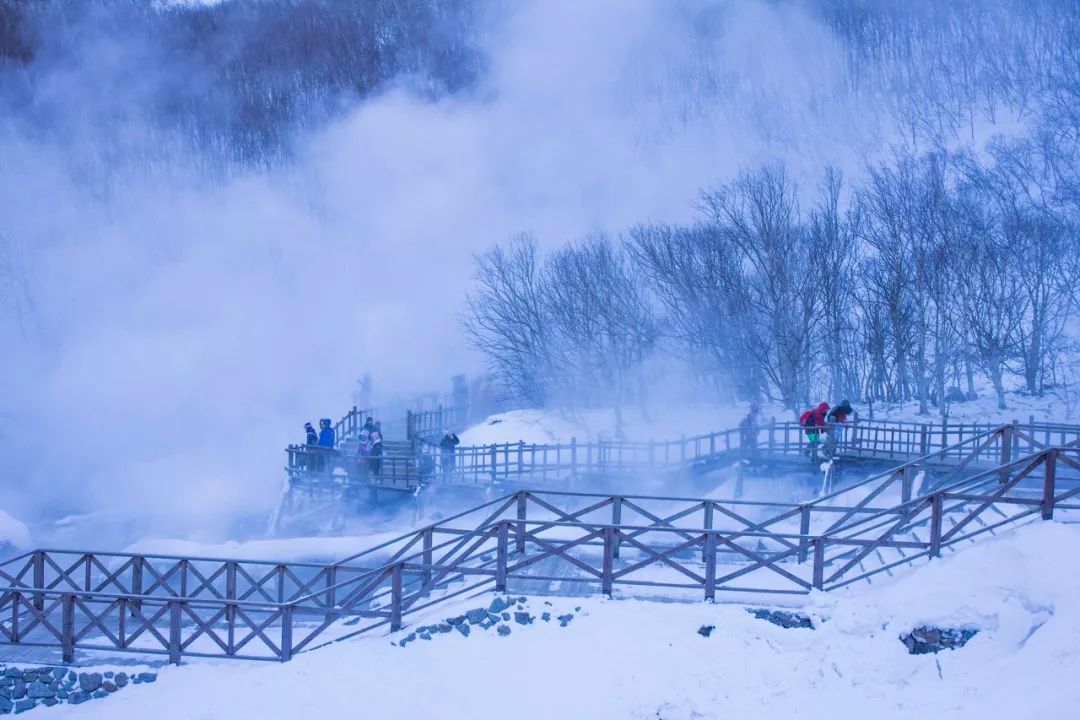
[168,601,182,665]
[489,444,497,483]
[226,562,238,628]
[703,531,717,601]
[929,494,944,558]
[602,527,615,596]
[812,538,825,590]
[496,523,509,592]
[999,424,1013,484]
[919,424,929,456]
[61,593,75,663]
[702,502,714,562]
[280,605,294,662]
[612,497,623,559]
[900,467,912,504]
[571,437,578,475]
[390,564,403,631]
[32,551,44,612]
[422,529,434,588]
[1042,449,1057,520]
[516,493,528,554]
[798,505,811,563]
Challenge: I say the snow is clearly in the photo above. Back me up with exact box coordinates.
[51,520,1080,719]
[124,533,406,564]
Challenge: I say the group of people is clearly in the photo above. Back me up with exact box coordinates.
[799,399,853,461]
[304,419,335,448]
[738,399,855,462]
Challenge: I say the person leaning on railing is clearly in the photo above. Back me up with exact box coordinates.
[440,430,461,475]
[823,400,853,460]
[739,403,762,458]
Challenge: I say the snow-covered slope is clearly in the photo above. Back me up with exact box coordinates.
[49,520,1080,720]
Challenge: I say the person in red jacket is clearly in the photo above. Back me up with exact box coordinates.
[799,402,830,460]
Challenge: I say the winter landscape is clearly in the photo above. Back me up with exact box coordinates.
[3,0,1080,718]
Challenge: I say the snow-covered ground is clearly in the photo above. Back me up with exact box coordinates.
[46,520,1080,720]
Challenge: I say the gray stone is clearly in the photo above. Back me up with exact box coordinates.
[67,671,76,683]
[136,673,156,685]
[26,681,53,699]
[454,623,470,638]
[496,624,511,637]
[115,673,129,688]
[68,692,90,705]
[697,625,715,638]
[11,680,26,700]
[417,632,431,641]
[104,671,114,679]
[900,626,978,655]
[488,597,511,614]
[748,609,814,630]
[103,681,117,693]
[4,670,20,679]
[0,687,9,699]
[513,612,532,625]
[557,614,574,627]
[51,668,65,682]
[465,608,488,625]
[13,699,35,714]
[0,698,11,713]
[42,697,59,707]
[500,612,511,621]
[436,623,452,634]
[541,612,551,622]
[19,673,34,684]
[92,690,108,699]
[79,673,103,693]
[446,616,466,626]
[0,677,11,687]
[56,690,68,700]
[517,596,528,604]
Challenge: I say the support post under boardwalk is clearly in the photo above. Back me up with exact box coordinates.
[280,605,294,662]
[812,538,825,590]
[702,502,714,562]
[168,601,182,665]
[999,424,1014,484]
[390,564,403,631]
[1042,449,1058,520]
[32,552,44,612]
[61,594,75,664]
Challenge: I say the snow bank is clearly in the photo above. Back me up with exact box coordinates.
[56,520,1080,720]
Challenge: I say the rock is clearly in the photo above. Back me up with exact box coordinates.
[103,681,117,693]
[67,671,77,683]
[478,619,497,630]
[19,672,35,683]
[11,680,26,699]
[465,608,488,625]
[541,612,551,622]
[4,669,20,679]
[13,699,35,714]
[900,626,978,655]
[697,625,715,638]
[0,677,11,687]
[574,606,581,612]
[488,597,511,614]
[500,612,511,621]
[26,681,53,699]
[136,673,157,684]
[0,687,9,699]
[436,623,452,634]
[79,673,103,693]
[68,692,90,705]
[517,596,528,604]
[56,690,68,700]
[104,671,114,679]
[513,612,533,625]
[418,632,431,641]
[446,616,466,626]
[748,609,814,630]
[557,614,574,627]
[115,673,128,688]
[496,624,511,637]
[42,697,59,707]
[455,623,471,638]
[51,668,66,682]
[93,690,108,699]
[0,698,11,713]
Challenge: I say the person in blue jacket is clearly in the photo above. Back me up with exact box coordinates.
[317,418,336,448]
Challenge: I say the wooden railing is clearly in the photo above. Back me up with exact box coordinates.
[6,440,1079,665]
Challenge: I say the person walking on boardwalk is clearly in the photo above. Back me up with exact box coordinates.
[369,426,384,478]
[304,422,318,446]
[799,402,829,461]
[823,400,854,460]
[739,403,762,459]
[440,430,460,475]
